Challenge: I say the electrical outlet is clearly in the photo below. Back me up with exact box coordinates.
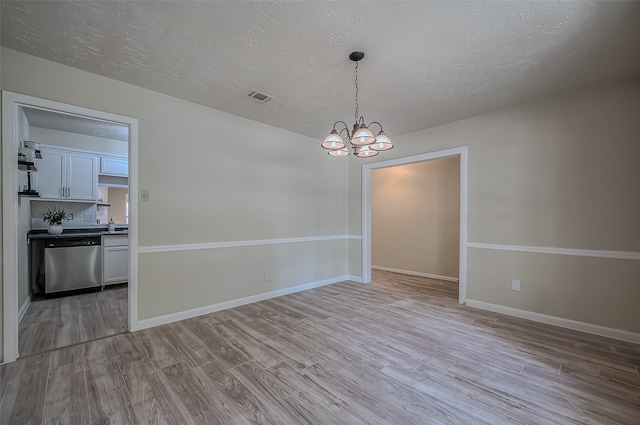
[512,279,521,292]
[84,214,94,223]
[264,268,273,282]
[66,213,74,220]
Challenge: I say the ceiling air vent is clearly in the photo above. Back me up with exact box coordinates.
[246,90,275,104]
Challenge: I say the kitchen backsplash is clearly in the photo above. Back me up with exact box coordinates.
[31,201,98,229]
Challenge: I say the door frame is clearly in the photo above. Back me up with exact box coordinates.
[361,146,468,304]
[2,91,140,363]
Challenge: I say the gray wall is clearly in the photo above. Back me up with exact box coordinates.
[349,78,640,334]
[1,47,350,360]
[372,156,460,279]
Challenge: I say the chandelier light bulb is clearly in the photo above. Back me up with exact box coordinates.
[351,124,375,146]
[321,129,346,150]
[328,148,349,157]
[370,131,394,151]
[355,144,379,158]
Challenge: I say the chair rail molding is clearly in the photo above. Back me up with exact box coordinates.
[467,242,640,261]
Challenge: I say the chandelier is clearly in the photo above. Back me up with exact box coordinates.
[321,51,393,158]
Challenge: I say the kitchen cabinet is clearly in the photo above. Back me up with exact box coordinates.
[102,235,129,285]
[100,155,128,177]
[38,147,98,201]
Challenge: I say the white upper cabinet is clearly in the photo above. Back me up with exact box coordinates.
[100,156,128,177]
[37,148,66,199]
[67,152,99,200]
[38,147,98,201]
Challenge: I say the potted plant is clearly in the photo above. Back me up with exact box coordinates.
[43,206,67,235]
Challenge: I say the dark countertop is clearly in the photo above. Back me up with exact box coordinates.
[28,227,128,240]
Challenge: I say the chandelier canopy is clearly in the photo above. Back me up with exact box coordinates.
[321,51,393,158]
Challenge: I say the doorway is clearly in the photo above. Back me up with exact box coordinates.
[2,91,139,363]
[361,146,468,303]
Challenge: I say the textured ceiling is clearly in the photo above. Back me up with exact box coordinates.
[22,108,129,142]
[2,1,640,140]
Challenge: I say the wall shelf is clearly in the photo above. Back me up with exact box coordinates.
[29,198,97,204]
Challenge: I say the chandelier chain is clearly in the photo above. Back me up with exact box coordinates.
[354,61,359,125]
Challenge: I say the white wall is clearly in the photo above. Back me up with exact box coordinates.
[1,47,349,360]
[30,201,98,230]
[350,78,640,334]
[372,156,460,279]
[107,187,128,224]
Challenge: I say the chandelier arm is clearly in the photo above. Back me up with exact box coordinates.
[333,120,352,140]
[333,120,349,131]
[338,127,351,142]
[368,121,384,133]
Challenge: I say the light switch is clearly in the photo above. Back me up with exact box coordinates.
[512,279,521,291]
[141,189,150,202]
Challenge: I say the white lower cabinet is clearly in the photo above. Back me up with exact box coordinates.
[102,235,129,285]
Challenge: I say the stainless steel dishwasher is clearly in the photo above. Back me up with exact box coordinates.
[44,236,102,293]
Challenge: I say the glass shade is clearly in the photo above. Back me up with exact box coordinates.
[351,124,375,146]
[328,148,349,157]
[370,131,394,151]
[321,130,346,150]
[354,145,379,158]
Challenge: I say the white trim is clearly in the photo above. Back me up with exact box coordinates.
[362,168,372,284]
[35,143,127,160]
[347,235,362,240]
[467,242,640,261]
[136,275,349,330]
[18,297,31,323]
[127,118,140,333]
[372,266,459,283]
[361,146,469,304]
[139,235,354,254]
[466,299,640,344]
[2,92,20,362]
[2,91,140,361]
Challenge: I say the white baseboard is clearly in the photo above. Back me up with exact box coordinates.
[348,275,364,283]
[18,296,31,323]
[372,266,459,283]
[466,299,640,344]
[136,275,351,330]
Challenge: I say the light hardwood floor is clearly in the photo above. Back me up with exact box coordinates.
[2,270,639,424]
[18,285,128,357]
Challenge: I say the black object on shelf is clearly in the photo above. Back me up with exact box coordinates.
[18,167,40,197]
[18,160,38,172]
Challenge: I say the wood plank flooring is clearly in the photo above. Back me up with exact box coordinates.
[2,270,639,424]
[18,285,128,357]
